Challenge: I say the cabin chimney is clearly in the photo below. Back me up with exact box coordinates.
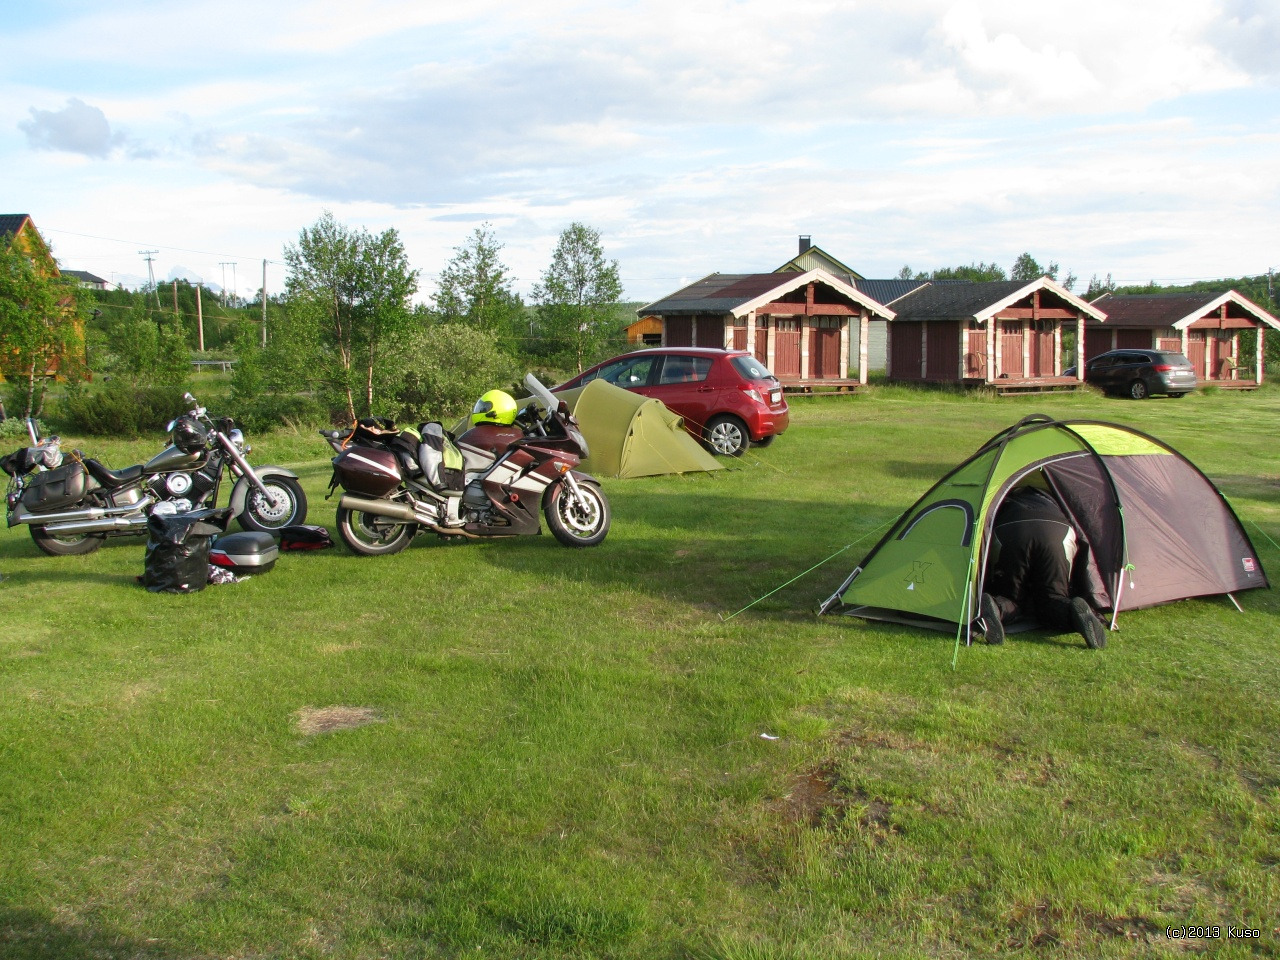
[798,235,811,254]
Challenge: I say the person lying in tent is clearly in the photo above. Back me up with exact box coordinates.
[979,484,1107,650]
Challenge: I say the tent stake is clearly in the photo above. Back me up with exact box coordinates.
[1227,592,1244,613]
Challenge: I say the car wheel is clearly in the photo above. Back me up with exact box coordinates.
[1128,379,1150,400]
[705,415,750,457]
[752,434,775,449]
[1168,391,1189,398]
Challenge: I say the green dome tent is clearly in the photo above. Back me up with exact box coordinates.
[819,414,1268,642]
[553,379,723,479]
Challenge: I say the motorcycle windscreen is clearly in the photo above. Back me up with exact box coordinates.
[524,372,560,414]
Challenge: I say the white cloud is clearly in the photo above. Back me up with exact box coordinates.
[18,98,123,158]
[5,0,1277,303]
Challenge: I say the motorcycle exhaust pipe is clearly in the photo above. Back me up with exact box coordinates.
[339,494,421,523]
[42,516,149,535]
[10,499,151,527]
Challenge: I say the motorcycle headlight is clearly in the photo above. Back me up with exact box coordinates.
[229,429,246,452]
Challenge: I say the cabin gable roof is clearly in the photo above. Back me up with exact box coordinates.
[1090,291,1280,331]
[892,277,1106,323]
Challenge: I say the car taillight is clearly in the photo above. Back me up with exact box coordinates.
[742,387,763,403]
[1151,364,1173,372]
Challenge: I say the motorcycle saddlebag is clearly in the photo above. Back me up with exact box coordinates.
[210,531,279,573]
[21,461,99,511]
[333,446,402,497]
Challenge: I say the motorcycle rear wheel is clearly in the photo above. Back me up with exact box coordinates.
[544,480,610,548]
[30,525,106,556]
[335,505,416,555]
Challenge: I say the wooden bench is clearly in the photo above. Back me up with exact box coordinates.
[780,378,861,395]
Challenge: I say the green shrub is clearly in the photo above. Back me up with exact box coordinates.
[0,416,43,441]
[55,382,191,437]
[378,323,515,425]
[228,393,329,433]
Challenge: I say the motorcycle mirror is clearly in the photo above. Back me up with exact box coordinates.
[183,392,197,405]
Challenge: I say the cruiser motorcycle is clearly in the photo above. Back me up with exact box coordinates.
[323,374,610,555]
[4,393,308,556]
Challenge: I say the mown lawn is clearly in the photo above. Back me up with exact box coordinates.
[1,386,1278,959]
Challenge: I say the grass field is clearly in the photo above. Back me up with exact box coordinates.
[1,386,1278,959]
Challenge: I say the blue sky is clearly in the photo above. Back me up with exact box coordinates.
[3,0,1277,303]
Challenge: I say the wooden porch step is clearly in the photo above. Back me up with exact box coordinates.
[1209,380,1259,390]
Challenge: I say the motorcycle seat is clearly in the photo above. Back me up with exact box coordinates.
[83,458,145,488]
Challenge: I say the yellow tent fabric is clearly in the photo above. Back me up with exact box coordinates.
[553,380,722,478]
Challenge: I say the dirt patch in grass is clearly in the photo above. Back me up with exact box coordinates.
[773,765,900,841]
[295,705,382,736]
[1004,903,1162,951]
[318,641,363,654]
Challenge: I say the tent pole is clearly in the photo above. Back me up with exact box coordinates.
[952,557,976,670]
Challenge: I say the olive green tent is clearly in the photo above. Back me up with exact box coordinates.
[554,379,722,478]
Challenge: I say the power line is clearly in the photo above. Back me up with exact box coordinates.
[46,227,284,266]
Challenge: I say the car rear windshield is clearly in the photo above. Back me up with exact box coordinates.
[730,355,775,381]
[1155,352,1193,367]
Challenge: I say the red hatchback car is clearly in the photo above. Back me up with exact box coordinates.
[556,347,789,456]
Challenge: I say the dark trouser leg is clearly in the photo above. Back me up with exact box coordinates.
[990,519,1074,629]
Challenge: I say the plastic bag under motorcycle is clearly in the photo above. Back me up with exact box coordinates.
[142,507,233,594]
[21,461,99,511]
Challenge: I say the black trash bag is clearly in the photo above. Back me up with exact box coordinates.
[143,507,234,594]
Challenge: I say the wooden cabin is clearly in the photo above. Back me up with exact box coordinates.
[638,269,895,388]
[0,214,85,380]
[1086,291,1278,388]
[885,278,1105,391]
[624,316,663,346]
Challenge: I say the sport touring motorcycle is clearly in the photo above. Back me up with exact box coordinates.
[4,394,308,556]
[323,374,610,555]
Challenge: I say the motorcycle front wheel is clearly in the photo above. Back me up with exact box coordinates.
[335,505,416,556]
[30,525,106,556]
[544,480,610,548]
[238,477,308,533]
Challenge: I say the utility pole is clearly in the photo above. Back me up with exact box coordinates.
[261,259,268,347]
[218,261,235,306]
[196,283,205,352]
[138,250,159,306]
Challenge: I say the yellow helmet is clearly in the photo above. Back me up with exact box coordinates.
[471,389,518,426]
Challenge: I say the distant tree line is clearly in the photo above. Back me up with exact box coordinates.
[897,252,1078,290]
[3,221,1277,430]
